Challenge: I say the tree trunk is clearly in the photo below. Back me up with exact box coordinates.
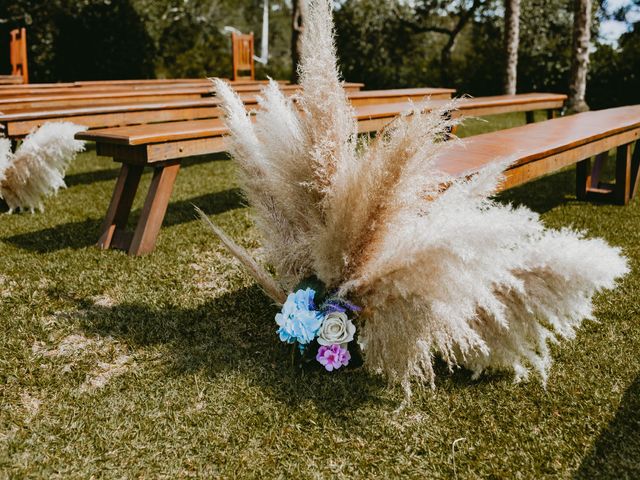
[440,39,454,87]
[503,0,520,95]
[291,0,304,84]
[567,0,592,113]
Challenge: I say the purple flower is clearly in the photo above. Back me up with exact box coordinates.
[316,344,351,371]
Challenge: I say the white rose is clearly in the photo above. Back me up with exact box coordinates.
[317,312,356,346]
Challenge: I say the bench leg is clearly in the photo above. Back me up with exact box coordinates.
[546,109,557,120]
[576,158,590,201]
[442,110,457,137]
[577,152,608,201]
[525,111,535,124]
[631,141,640,200]
[615,143,632,206]
[98,163,143,250]
[128,162,181,256]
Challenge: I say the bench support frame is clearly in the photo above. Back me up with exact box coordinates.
[576,141,640,206]
[98,159,181,255]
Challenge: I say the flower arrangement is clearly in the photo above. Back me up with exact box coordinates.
[197,0,628,395]
[274,279,360,370]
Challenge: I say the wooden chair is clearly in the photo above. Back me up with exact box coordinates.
[231,32,255,81]
[10,28,28,84]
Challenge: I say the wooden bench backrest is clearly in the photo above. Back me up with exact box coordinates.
[10,28,28,84]
[232,32,255,81]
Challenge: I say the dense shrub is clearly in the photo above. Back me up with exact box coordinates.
[0,0,637,109]
[0,0,291,81]
[588,23,640,109]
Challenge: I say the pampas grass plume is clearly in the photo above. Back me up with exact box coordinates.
[204,0,629,393]
[0,122,87,213]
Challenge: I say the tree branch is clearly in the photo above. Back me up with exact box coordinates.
[395,0,485,39]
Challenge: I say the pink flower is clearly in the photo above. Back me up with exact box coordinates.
[316,344,351,371]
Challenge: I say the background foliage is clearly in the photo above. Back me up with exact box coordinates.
[0,0,638,108]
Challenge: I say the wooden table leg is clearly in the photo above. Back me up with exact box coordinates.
[615,143,632,206]
[546,109,557,120]
[97,163,143,250]
[128,162,181,256]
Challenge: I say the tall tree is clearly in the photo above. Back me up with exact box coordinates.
[400,0,485,86]
[291,0,304,83]
[567,0,592,112]
[503,0,520,94]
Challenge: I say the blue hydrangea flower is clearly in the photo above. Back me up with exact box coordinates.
[275,288,323,345]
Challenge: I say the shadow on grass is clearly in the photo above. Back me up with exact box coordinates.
[65,152,230,188]
[65,167,121,187]
[495,168,575,214]
[2,188,243,253]
[2,218,102,252]
[573,375,640,479]
[76,285,389,412]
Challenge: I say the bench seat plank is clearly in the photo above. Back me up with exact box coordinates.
[356,93,566,131]
[0,88,458,137]
[357,93,566,119]
[431,105,640,181]
[0,87,450,121]
[0,79,288,93]
[76,93,566,147]
[348,87,455,103]
[0,82,363,102]
[0,75,23,85]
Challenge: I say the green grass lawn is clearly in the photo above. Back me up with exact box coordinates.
[1,112,639,478]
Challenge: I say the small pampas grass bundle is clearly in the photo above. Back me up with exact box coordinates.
[198,0,629,395]
[0,122,87,213]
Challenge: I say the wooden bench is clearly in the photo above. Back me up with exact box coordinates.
[0,98,235,138]
[0,88,213,110]
[356,93,566,132]
[0,83,224,96]
[0,79,289,91]
[0,75,24,85]
[0,82,364,111]
[0,81,362,97]
[0,83,299,98]
[433,105,640,205]
[76,93,570,255]
[0,87,457,139]
[348,87,454,104]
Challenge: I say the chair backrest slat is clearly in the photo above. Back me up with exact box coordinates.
[10,28,28,84]
[231,32,255,81]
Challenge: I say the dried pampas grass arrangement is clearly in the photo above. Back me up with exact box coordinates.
[199,0,628,394]
[0,122,87,213]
